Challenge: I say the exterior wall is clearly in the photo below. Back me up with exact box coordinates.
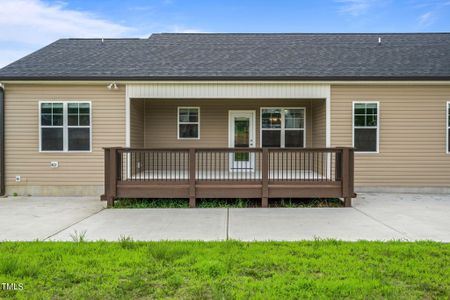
[130,99,145,148]
[331,84,450,189]
[143,99,325,148]
[311,100,326,147]
[4,84,126,196]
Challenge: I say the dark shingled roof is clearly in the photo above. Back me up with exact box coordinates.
[0,33,449,81]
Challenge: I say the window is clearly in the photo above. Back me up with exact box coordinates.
[178,107,199,139]
[353,102,379,153]
[40,102,91,152]
[447,102,450,153]
[261,108,305,147]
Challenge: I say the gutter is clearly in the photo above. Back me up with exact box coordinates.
[0,84,4,196]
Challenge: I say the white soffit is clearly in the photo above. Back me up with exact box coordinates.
[126,82,330,99]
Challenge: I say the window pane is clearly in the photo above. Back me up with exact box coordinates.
[285,130,304,147]
[262,130,281,147]
[285,117,304,128]
[52,103,63,114]
[354,103,365,115]
[41,103,52,114]
[179,109,189,122]
[68,103,78,114]
[41,114,52,126]
[355,128,377,152]
[188,109,198,122]
[179,124,198,138]
[366,103,377,115]
[285,109,304,119]
[68,115,78,126]
[52,114,63,126]
[366,115,377,126]
[68,128,90,151]
[262,109,281,129]
[354,115,365,126]
[41,128,63,151]
[79,103,90,114]
[79,115,90,126]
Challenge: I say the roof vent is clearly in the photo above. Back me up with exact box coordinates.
[378,37,381,45]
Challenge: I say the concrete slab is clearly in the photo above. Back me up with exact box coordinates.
[0,196,104,241]
[0,193,448,242]
[354,193,450,242]
[228,207,406,241]
[50,209,227,241]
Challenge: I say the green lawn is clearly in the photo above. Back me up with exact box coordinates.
[0,241,448,299]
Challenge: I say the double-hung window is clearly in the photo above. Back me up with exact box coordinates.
[353,102,379,153]
[261,108,305,147]
[178,107,200,139]
[40,102,91,152]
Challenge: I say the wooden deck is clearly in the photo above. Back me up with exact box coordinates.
[103,147,355,207]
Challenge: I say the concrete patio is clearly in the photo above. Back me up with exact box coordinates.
[0,193,449,242]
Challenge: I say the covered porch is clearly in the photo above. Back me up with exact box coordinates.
[102,83,355,207]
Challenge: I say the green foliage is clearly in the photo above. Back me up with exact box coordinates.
[69,230,87,242]
[113,198,343,208]
[0,241,448,299]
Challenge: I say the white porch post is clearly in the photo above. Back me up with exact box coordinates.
[125,85,131,147]
[326,89,332,178]
[125,85,131,179]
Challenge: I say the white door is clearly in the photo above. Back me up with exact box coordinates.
[228,111,256,170]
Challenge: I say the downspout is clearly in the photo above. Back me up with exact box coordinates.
[0,84,4,196]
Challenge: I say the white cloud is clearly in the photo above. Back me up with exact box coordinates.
[0,0,207,67]
[0,0,133,45]
[415,0,450,27]
[0,49,33,68]
[418,11,434,25]
[335,0,377,16]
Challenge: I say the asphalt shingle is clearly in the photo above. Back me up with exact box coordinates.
[0,33,449,80]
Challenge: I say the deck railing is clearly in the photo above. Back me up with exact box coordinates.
[103,147,355,208]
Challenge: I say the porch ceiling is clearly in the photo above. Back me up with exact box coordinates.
[126,82,330,99]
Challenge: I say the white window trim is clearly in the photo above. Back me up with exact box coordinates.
[177,106,200,140]
[447,101,450,154]
[352,101,380,154]
[39,101,92,152]
[259,107,306,148]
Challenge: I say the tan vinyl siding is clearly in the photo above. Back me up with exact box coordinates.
[5,84,125,193]
[311,100,326,147]
[130,99,145,148]
[331,85,450,187]
[143,99,324,148]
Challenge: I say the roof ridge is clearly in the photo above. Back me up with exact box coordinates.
[155,32,450,36]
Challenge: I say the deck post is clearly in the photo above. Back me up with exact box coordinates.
[107,147,118,208]
[101,148,111,201]
[341,147,354,207]
[189,148,196,208]
[261,148,269,208]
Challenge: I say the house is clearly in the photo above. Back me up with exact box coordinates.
[0,33,449,207]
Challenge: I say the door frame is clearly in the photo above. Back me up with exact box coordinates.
[228,110,256,171]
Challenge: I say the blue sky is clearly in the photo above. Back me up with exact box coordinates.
[0,0,449,67]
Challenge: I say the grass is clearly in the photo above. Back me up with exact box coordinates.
[113,198,343,208]
[0,241,448,299]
